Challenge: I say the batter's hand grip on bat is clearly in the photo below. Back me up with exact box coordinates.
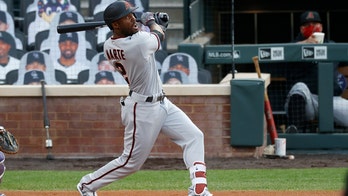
[57,21,106,34]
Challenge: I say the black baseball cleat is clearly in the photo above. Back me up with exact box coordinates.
[286,125,298,133]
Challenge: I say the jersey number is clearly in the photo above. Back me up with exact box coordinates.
[113,62,130,84]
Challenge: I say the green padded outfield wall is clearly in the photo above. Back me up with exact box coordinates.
[230,79,265,146]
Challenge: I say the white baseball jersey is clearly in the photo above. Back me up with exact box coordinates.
[104,31,162,95]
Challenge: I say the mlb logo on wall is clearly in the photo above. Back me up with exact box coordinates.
[302,46,327,60]
[259,47,284,61]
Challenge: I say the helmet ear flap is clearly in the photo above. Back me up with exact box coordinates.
[107,23,113,31]
[133,12,142,22]
[106,20,115,31]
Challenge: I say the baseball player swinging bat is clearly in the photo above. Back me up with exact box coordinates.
[252,56,278,144]
[57,21,106,34]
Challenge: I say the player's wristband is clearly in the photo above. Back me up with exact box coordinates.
[151,29,164,41]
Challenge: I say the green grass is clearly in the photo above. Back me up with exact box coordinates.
[1,168,347,191]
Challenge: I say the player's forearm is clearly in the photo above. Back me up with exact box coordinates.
[149,23,164,34]
[149,23,165,41]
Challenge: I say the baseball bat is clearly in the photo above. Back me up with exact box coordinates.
[40,80,54,160]
[252,56,278,144]
[57,21,106,34]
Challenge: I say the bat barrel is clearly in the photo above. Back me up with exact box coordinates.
[57,21,106,34]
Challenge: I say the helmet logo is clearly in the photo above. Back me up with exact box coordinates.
[124,2,131,9]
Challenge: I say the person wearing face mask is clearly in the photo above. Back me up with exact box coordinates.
[293,11,333,44]
[284,11,348,133]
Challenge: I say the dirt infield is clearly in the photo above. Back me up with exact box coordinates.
[1,190,344,196]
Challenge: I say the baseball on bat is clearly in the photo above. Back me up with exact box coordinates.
[57,21,106,34]
[252,56,279,144]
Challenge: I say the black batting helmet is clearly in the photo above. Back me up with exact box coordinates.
[104,1,138,30]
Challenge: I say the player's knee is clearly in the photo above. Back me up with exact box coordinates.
[194,130,204,141]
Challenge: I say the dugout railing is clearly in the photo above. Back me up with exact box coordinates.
[179,42,348,150]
